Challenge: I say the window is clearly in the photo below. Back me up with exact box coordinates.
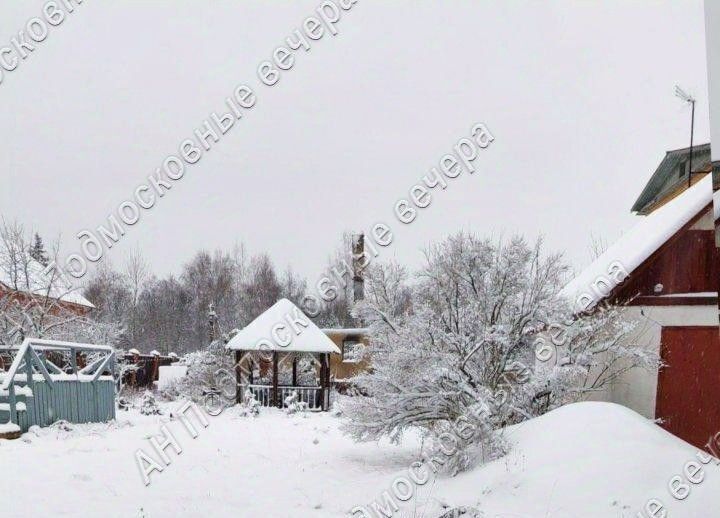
[678,161,686,178]
[342,338,365,363]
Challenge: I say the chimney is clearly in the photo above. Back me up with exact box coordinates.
[208,303,217,344]
[352,233,365,304]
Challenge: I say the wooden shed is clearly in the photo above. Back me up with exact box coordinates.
[121,350,179,389]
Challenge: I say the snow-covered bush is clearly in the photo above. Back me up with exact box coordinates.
[160,342,235,404]
[284,391,308,416]
[329,401,343,418]
[49,420,73,432]
[234,388,260,417]
[341,234,657,474]
[139,391,162,415]
[114,352,142,396]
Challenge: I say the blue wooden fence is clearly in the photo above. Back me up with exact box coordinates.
[0,339,116,433]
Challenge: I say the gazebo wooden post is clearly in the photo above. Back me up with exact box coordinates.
[317,353,324,411]
[325,352,331,409]
[320,353,330,411]
[234,350,242,404]
[272,351,279,408]
[292,354,298,387]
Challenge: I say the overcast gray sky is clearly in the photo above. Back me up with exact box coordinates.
[0,1,711,284]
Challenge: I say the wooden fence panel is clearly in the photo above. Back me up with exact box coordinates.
[7,380,116,432]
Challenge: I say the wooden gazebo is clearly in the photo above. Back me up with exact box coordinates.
[225,299,340,411]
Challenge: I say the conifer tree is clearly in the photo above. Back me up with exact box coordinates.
[29,232,49,266]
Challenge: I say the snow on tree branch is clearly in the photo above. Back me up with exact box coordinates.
[341,233,658,475]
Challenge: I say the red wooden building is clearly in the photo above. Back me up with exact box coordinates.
[562,144,719,449]
[0,247,95,317]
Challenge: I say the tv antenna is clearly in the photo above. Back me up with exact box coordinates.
[674,85,696,188]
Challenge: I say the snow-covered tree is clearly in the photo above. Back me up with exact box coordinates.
[341,233,658,474]
[0,219,121,346]
[160,342,235,403]
[139,390,162,415]
[124,247,149,347]
[311,232,366,328]
[29,232,49,267]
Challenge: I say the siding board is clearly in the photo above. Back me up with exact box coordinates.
[6,380,115,433]
[656,326,720,449]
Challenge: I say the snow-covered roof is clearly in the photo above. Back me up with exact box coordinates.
[321,327,369,335]
[561,174,712,310]
[631,143,712,214]
[226,298,341,354]
[0,247,94,308]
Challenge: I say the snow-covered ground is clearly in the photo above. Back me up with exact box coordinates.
[1,401,719,517]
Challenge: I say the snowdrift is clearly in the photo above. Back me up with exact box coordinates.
[432,402,720,517]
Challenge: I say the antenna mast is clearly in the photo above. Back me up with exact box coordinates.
[675,85,696,188]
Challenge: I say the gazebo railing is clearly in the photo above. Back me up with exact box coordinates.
[243,384,322,410]
[232,348,332,410]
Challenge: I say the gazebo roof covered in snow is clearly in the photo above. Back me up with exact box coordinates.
[225,298,341,354]
[561,173,713,310]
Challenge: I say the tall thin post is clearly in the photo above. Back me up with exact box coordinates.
[688,99,696,188]
[676,86,697,189]
[318,353,325,411]
[25,349,35,425]
[272,352,279,408]
[70,348,77,377]
[320,353,330,411]
[208,303,217,344]
[234,350,242,404]
[352,233,366,307]
[7,383,16,425]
